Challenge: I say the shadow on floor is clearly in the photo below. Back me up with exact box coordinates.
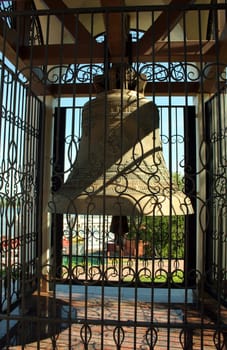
[0,294,77,348]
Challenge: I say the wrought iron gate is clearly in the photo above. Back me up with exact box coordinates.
[51,103,196,288]
[0,2,227,349]
[0,49,42,343]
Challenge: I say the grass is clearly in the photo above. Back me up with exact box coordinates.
[1,258,184,284]
[123,270,184,283]
[61,257,185,283]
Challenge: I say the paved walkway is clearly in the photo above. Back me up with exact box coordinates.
[1,286,220,350]
[56,284,194,303]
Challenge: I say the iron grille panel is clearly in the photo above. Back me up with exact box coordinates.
[0,59,42,316]
[0,3,226,349]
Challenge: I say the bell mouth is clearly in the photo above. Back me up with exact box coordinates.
[51,192,194,216]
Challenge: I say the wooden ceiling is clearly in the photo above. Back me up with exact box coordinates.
[1,0,226,96]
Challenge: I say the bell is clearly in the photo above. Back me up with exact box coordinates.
[52,69,193,217]
[109,215,129,246]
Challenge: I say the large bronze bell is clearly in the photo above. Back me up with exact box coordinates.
[52,69,193,218]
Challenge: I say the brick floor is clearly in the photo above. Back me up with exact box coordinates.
[2,291,223,350]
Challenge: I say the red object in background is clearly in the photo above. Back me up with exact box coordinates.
[62,236,69,247]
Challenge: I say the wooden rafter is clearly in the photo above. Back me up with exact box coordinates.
[15,0,33,45]
[203,11,227,93]
[0,18,51,96]
[42,0,98,47]
[0,1,223,96]
[101,0,128,59]
[19,40,215,65]
[49,81,200,97]
[137,0,195,56]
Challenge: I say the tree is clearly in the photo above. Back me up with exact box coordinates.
[127,173,186,258]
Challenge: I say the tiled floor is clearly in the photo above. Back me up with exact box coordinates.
[0,287,223,349]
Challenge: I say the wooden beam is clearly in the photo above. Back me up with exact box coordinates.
[19,42,105,65]
[15,0,33,45]
[19,40,215,65]
[203,17,227,93]
[0,19,51,96]
[101,0,128,58]
[48,81,200,97]
[138,0,195,56]
[0,18,18,51]
[133,40,215,63]
[41,0,98,47]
